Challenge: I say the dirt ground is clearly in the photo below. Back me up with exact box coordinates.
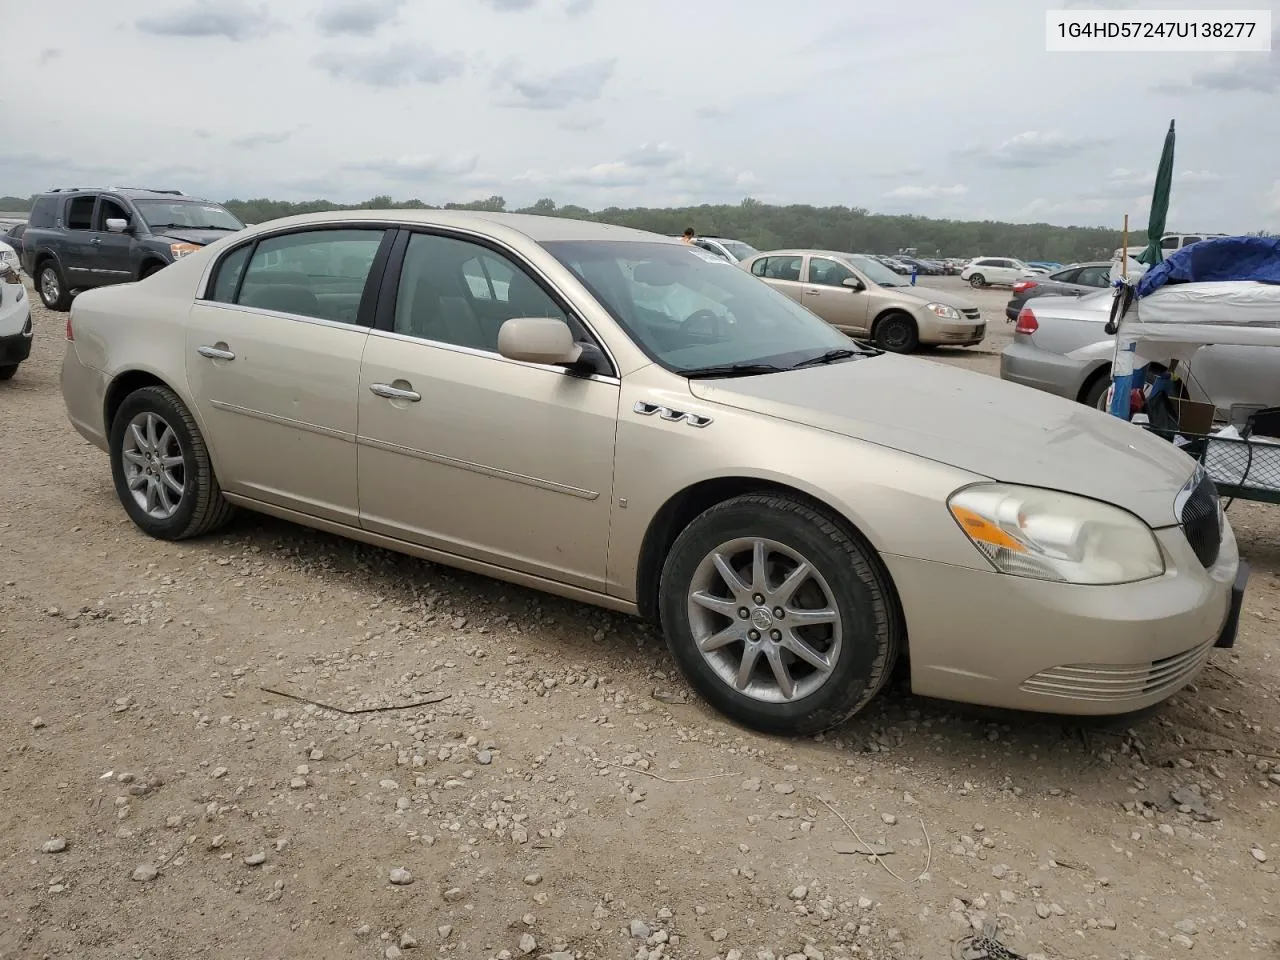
[1,276,1278,960]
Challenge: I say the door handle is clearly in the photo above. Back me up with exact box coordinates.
[196,345,235,361]
[90,238,102,244]
[804,289,820,295]
[369,382,421,402]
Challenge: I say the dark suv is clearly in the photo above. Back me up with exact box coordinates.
[20,187,245,311]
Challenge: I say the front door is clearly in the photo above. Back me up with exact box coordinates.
[356,230,618,591]
[801,256,871,334]
[185,226,390,525]
[91,196,136,282]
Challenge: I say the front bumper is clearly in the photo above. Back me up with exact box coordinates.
[921,319,985,347]
[885,517,1241,715]
[0,317,33,366]
[999,340,1092,400]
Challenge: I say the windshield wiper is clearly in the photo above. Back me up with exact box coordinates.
[193,224,240,231]
[682,362,786,379]
[790,348,863,369]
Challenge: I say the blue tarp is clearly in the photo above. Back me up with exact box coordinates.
[1136,236,1280,298]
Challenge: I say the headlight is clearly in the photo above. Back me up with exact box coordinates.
[168,242,201,260]
[947,483,1164,585]
[926,302,960,319]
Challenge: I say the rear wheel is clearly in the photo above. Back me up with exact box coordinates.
[37,261,72,311]
[140,262,166,280]
[874,312,920,353]
[109,385,236,540]
[658,494,900,736]
[0,365,16,381]
[969,274,986,288]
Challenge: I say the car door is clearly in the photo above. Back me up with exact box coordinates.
[355,229,619,591]
[186,225,391,526]
[749,255,806,305]
[61,194,99,287]
[800,256,870,334]
[91,196,136,281]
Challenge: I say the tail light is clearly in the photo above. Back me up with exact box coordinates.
[1015,306,1038,334]
[1012,280,1037,295]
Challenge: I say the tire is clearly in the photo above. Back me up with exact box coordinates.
[140,262,165,280]
[1082,373,1112,411]
[873,312,920,353]
[37,261,72,311]
[108,385,236,540]
[969,274,986,288]
[658,494,901,736]
[0,365,16,381]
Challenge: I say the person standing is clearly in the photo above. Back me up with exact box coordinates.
[681,227,695,244]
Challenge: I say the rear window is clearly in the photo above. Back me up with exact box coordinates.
[28,196,59,228]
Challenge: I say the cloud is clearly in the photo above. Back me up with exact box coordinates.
[565,0,594,14]
[885,184,968,200]
[512,144,755,198]
[1022,197,1113,219]
[315,0,405,35]
[483,0,537,9]
[1265,181,1280,216]
[494,59,615,109]
[559,116,603,132]
[953,130,1111,168]
[136,1,272,40]
[38,48,60,64]
[313,44,465,87]
[1155,30,1279,94]
[869,165,925,180]
[345,154,480,180]
[231,130,297,148]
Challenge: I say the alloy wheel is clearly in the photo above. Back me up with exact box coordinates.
[121,411,186,520]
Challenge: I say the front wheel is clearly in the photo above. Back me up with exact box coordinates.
[0,365,16,381]
[658,494,900,736]
[968,274,986,288]
[874,312,919,353]
[109,385,236,540]
[38,262,72,311]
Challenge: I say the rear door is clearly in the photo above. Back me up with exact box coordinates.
[61,194,99,287]
[186,225,391,525]
[749,254,805,305]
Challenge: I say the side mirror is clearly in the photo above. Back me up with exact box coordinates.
[841,277,865,291]
[105,218,130,234]
[498,317,585,367]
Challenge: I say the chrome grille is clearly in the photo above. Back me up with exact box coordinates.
[1181,471,1222,569]
[960,308,982,320]
[1020,640,1213,701]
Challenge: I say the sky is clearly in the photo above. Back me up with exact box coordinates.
[2,0,1278,232]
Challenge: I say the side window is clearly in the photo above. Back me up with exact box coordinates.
[1182,236,1201,246]
[208,245,254,303]
[758,255,802,281]
[393,233,571,353]
[66,196,97,231]
[29,197,58,228]
[750,258,768,277]
[1076,266,1109,287]
[1051,268,1080,283]
[1160,236,1179,250]
[807,257,856,287]
[235,229,384,323]
[96,198,131,230]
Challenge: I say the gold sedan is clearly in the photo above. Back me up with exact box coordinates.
[60,211,1245,735]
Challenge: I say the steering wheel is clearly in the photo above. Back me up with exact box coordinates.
[683,308,725,339]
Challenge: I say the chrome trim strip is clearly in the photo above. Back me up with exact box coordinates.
[356,436,599,500]
[632,399,714,427]
[366,328,622,385]
[197,300,371,333]
[208,400,354,442]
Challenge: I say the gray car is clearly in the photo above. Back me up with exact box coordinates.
[1003,261,1113,321]
[1000,289,1280,418]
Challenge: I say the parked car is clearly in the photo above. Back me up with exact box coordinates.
[21,187,245,311]
[874,255,912,275]
[0,255,32,380]
[685,236,760,264]
[961,257,1037,288]
[1000,290,1280,417]
[2,222,27,262]
[60,209,1242,735]
[741,249,984,352]
[1027,261,1064,272]
[1004,261,1113,321]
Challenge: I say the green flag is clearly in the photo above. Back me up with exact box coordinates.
[1137,120,1175,266]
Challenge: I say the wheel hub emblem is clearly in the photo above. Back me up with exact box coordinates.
[751,607,774,631]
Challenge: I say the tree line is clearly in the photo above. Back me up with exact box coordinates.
[3,191,1271,262]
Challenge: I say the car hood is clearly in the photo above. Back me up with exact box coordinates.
[688,355,1195,527]
[880,284,978,310]
[157,228,240,246]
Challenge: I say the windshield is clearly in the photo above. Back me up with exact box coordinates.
[134,200,244,232]
[718,240,759,261]
[542,240,861,374]
[846,255,906,286]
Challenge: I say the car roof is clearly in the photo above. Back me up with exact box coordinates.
[246,209,670,244]
[750,249,859,259]
[37,187,211,202]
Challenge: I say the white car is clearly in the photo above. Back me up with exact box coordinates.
[0,245,33,380]
[961,257,1037,289]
